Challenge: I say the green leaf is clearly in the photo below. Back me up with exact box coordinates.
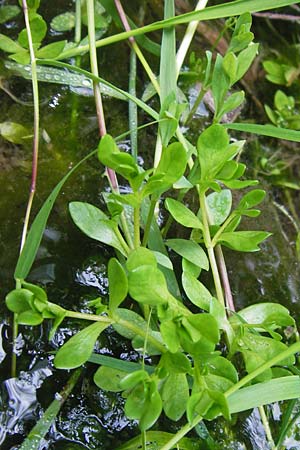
[108,258,128,313]
[126,247,157,271]
[153,251,173,270]
[0,121,29,144]
[115,431,200,450]
[206,190,232,225]
[0,5,20,24]
[17,310,43,326]
[160,351,192,374]
[162,373,189,420]
[50,12,76,31]
[222,52,237,85]
[228,376,300,414]
[197,125,234,181]
[94,366,127,392]
[212,54,230,116]
[224,123,300,142]
[182,258,201,278]
[125,381,162,431]
[128,266,170,306]
[235,43,259,82]
[0,34,23,53]
[98,134,139,181]
[54,322,109,369]
[6,288,33,313]
[218,231,271,252]
[230,303,295,329]
[18,16,47,48]
[166,239,209,270]
[119,369,149,390]
[69,202,127,255]
[182,272,211,311]
[183,314,220,345]
[160,320,180,354]
[237,189,266,211]
[165,198,203,229]
[216,91,245,122]
[113,308,148,340]
[206,356,238,384]
[36,40,66,59]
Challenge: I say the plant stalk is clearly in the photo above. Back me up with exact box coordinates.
[259,405,276,450]
[142,199,156,247]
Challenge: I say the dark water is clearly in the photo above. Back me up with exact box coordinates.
[1,1,300,449]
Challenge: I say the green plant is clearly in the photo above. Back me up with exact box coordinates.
[3,1,300,449]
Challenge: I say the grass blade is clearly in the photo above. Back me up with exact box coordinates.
[19,369,81,450]
[159,0,176,103]
[88,353,154,374]
[228,376,300,414]
[58,0,299,59]
[224,123,300,142]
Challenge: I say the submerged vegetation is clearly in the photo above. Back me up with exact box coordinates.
[2,0,300,449]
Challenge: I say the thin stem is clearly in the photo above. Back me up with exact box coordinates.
[118,318,166,353]
[129,48,138,161]
[259,405,276,450]
[199,191,225,307]
[65,310,112,323]
[185,86,207,125]
[142,431,147,450]
[142,199,156,247]
[134,206,141,248]
[176,0,209,78]
[70,0,82,139]
[114,0,160,94]
[120,214,134,250]
[114,226,131,255]
[215,245,235,312]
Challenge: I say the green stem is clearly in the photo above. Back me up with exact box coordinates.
[259,405,276,450]
[114,226,131,255]
[120,213,134,250]
[65,310,112,323]
[176,0,209,77]
[142,199,156,247]
[117,318,166,353]
[134,206,141,248]
[129,48,138,161]
[185,86,207,125]
[199,191,225,307]
[70,0,82,139]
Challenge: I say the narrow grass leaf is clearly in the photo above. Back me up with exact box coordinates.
[228,376,300,414]
[224,123,300,142]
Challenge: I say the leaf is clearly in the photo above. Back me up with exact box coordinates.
[218,231,271,252]
[14,149,97,280]
[206,190,232,225]
[115,431,200,450]
[0,121,29,144]
[98,134,139,181]
[17,310,43,326]
[143,143,187,196]
[224,123,300,142]
[153,251,173,270]
[165,198,203,229]
[69,202,127,255]
[113,308,147,340]
[162,373,189,420]
[126,247,157,271]
[89,353,154,375]
[212,54,230,116]
[0,34,23,53]
[160,351,192,374]
[182,258,201,278]
[36,40,66,59]
[228,376,300,414]
[119,370,149,390]
[182,272,211,311]
[6,289,33,313]
[128,265,170,306]
[235,43,259,82]
[54,322,109,369]
[0,5,20,24]
[160,320,180,354]
[216,91,245,122]
[50,12,76,31]
[230,303,295,329]
[237,189,266,211]
[108,258,128,313]
[166,239,209,270]
[94,366,128,392]
[18,16,47,48]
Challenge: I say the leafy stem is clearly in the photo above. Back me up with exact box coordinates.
[117,318,166,353]
[199,191,225,307]
[134,205,141,248]
[142,198,156,247]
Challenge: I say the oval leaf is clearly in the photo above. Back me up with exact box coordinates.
[166,239,209,270]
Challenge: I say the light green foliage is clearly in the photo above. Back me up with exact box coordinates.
[5,2,300,447]
[0,121,30,144]
[0,5,20,24]
[265,90,300,130]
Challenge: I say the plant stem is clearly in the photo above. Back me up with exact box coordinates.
[86,0,118,191]
[12,0,40,377]
[199,191,225,307]
[129,48,138,161]
[176,0,209,78]
[134,206,141,248]
[114,226,131,255]
[215,245,235,312]
[259,405,276,450]
[70,0,82,139]
[142,199,156,247]
[114,0,160,94]
[65,310,112,323]
[117,318,166,353]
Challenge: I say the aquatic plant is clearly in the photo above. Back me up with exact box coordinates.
[3,1,300,449]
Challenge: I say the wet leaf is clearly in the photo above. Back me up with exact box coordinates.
[0,121,29,144]
[206,190,232,225]
[0,34,23,53]
[50,12,76,31]
[18,16,47,48]
[36,40,66,59]
[54,322,109,369]
[0,5,20,24]
[6,288,33,313]
[230,303,295,329]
